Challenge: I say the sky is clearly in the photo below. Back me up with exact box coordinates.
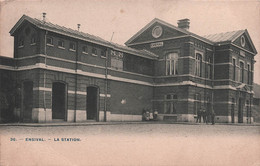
[0,0,260,83]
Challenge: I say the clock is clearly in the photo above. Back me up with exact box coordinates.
[152,26,163,38]
[241,35,245,47]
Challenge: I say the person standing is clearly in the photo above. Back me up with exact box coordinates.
[196,109,202,123]
[202,108,206,123]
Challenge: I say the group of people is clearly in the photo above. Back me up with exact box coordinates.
[142,108,158,121]
[196,108,215,125]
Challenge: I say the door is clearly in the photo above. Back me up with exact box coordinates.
[22,81,33,122]
[52,82,66,120]
[87,86,98,120]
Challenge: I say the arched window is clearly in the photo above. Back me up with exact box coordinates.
[239,61,244,83]
[166,53,178,75]
[195,53,202,77]
[232,58,236,81]
[247,64,251,85]
[206,55,212,79]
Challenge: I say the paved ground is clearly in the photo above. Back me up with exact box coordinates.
[0,123,260,166]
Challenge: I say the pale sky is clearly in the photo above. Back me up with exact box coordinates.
[0,0,260,83]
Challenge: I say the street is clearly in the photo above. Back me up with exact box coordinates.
[0,123,260,166]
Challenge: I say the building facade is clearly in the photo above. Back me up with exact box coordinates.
[0,15,257,123]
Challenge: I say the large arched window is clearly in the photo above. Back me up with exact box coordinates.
[195,53,202,77]
[166,53,178,75]
[239,61,244,83]
[247,64,251,85]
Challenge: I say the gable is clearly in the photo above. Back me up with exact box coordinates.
[125,19,189,46]
[13,20,38,37]
[232,31,257,54]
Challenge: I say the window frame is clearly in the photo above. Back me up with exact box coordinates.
[195,51,203,77]
[165,52,179,76]
[46,37,53,46]
[239,60,244,83]
[164,94,177,114]
[82,46,88,54]
[206,55,212,79]
[232,57,236,81]
[69,42,76,51]
[92,47,98,56]
[58,40,65,49]
[247,63,251,85]
[101,50,106,58]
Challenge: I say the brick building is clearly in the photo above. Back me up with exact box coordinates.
[0,15,257,123]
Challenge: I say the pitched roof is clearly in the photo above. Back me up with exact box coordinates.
[9,15,159,59]
[203,29,257,54]
[203,30,245,43]
[125,18,213,45]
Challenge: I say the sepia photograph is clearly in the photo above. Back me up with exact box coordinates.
[0,0,260,165]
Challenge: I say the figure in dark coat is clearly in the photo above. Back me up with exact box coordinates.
[202,108,206,123]
[196,110,202,123]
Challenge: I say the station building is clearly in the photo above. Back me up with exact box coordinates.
[0,15,257,123]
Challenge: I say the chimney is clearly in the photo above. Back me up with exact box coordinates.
[77,24,81,31]
[42,12,46,22]
[178,19,190,31]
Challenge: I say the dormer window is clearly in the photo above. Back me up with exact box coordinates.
[18,37,24,48]
[69,42,76,51]
[58,40,64,49]
[47,37,53,46]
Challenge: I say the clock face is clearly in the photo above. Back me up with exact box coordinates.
[152,26,163,38]
[241,35,245,47]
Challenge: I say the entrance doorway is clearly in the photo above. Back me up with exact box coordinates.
[87,86,99,120]
[238,98,243,123]
[22,81,33,122]
[52,82,66,120]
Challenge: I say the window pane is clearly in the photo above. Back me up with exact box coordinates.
[58,40,64,47]
[166,61,170,75]
[70,43,75,50]
[171,60,175,75]
[240,62,244,82]
[166,53,178,75]
[47,37,53,45]
[195,53,202,76]
[82,46,87,52]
